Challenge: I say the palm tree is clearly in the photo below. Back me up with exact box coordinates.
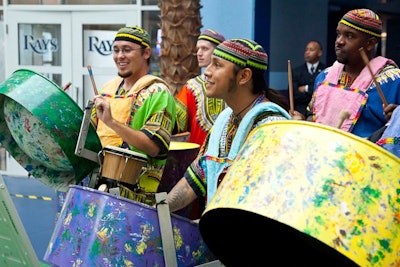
[158,0,202,95]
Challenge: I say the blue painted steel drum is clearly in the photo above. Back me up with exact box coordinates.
[44,185,216,266]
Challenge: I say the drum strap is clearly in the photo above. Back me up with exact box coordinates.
[376,106,400,157]
[155,192,178,267]
[97,75,171,147]
[204,102,290,203]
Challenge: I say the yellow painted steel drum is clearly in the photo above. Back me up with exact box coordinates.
[199,120,400,267]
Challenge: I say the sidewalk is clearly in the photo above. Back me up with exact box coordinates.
[3,175,57,261]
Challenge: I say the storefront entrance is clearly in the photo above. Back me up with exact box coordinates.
[5,9,137,108]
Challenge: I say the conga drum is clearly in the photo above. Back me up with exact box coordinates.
[100,145,147,185]
[44,185,216,267]
[0,69,101,191]
[199,120,400,267]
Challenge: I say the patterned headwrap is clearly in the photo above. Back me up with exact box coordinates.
[213,38,268,72]
[198,29,226,45]
[340,9,382,38]
[114,26,151,48]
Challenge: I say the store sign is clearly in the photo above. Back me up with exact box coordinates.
[84,30,116,67]
[23,34,58,55]
[88,36,113,56]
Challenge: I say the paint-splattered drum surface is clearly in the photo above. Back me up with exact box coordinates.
[0,69,101,191]
[44,185,216,267]
[199,120,400,267]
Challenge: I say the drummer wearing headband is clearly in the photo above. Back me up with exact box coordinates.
[174,28,227,145]
[308,8,400,137]
[92,26,176,205]
[166,38,293,214]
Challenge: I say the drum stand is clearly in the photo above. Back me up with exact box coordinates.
[76,100,224,267]
[75,100,102,189]
[156,192,224,267]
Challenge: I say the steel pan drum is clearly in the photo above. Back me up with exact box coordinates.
[158,141,202,219]
[44,185,216,266]
[0,69,101,191]
[158,141,200,193]
[199,120,400,267]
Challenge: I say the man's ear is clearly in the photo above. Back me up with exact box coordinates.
[366,37,378,52]
[143,47,152,59]
[237,68,252,85]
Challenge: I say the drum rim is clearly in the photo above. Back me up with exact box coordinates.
[103,145,147,161]
[254,120,400,162]
[169,141,200,150]
[67,185,198,223]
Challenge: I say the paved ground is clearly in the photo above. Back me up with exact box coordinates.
[2,175,58,261]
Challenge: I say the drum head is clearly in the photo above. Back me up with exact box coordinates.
[103,145,147,160]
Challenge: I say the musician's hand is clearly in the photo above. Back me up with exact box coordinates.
[383,104,398,121]
[94,96,112,124]
[290,110,305,120]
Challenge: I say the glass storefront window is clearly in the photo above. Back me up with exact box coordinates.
[8,0,136,4]
[82,24,123,67]
[0,148,6,171]
[142,0,158,5]
[0,11,4,83]
[42,73,62,89]
[142,10,161,75]
[18,23,62,66]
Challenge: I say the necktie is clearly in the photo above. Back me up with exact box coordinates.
[310,66,315,74]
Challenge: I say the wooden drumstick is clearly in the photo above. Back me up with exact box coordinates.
[288,60,294,114]
[62,82,72,91]
[359,47,388,107]
[336,109,351,129]
[87,65,99,95]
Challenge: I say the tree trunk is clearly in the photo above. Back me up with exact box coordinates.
[158,0,202,95]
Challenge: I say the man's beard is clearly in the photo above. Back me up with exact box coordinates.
[118,71,133,78]
[336,57,348,65]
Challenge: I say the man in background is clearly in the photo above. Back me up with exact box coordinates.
[291,40,325,117]
[309,8,400,137]
[174,29,226,146]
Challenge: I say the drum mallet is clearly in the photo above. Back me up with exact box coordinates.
[288,60,295,115]
[87,65,99,95]
[62,82,72,91]
[359,47,388,107]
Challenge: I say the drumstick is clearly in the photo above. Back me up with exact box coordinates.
[62,82,72,91]
[87,65,99,95]
[358,47,388,107]
[287,60,294,114]
[336,109,351,129]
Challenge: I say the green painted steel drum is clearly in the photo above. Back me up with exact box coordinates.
[0,69,101,191]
